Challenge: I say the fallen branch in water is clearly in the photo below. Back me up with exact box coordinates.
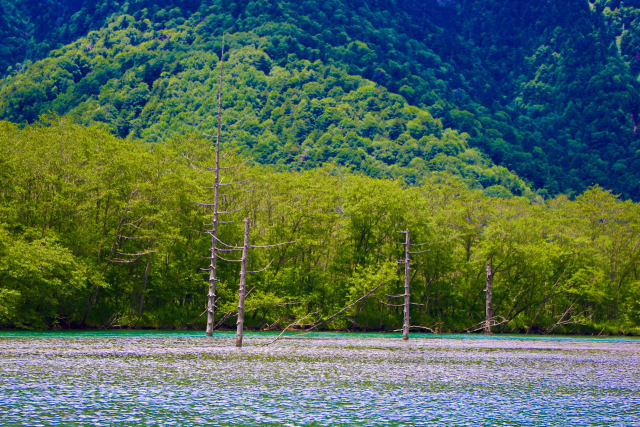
[467,315,508,333]
[547,301,585,334]
[265,282,385,345]
[263,311,318,346]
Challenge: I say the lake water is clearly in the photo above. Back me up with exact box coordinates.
[1,331,639,425]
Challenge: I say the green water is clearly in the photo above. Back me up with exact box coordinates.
[1,331,639,425]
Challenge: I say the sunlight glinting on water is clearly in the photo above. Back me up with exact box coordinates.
[1,333,639,425]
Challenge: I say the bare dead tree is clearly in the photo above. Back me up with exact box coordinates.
[199,35,228,337]
[387,229,428,340]
[485,262,493,334]
[236,219,250,347]
[402,229,410,340]
[199,36,272,339]
[194,36,292,341]
[233,220,293,347]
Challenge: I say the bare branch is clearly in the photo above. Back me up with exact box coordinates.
[122,218,144,228]
[213,310,235,329]
[468,315,508,333]
[409,249,430,254]
[219,159,251,170]
[245,286,256,298]
[248,259,274,274]
[380,300,423,307]
[250,241,296,249]
[379,301,405,307]
[548,300,585,333]
[274,301,304,307]
[215,254,242,263]
[306,282,386,332]
[192,166,217,173]
[198,203,245,213]
[263,311,319,346]
[266,282,385,345]
[203,180,249,189]
[115,250,156,257]
[213,235,242,249]
[117,235,149,240]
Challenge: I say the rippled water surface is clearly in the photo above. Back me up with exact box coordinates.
[1,331,639,425]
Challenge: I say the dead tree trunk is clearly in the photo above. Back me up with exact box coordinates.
[402,229,411,341]
[485,262,493,334]
[205,35,225,337]
[388,229,428,339]
[236,219,250,348]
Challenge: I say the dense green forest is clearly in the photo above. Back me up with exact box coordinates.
[1,0,640,198]
[1,121,639,334]
[1,0,640,333]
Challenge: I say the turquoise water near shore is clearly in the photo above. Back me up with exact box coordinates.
[1,331,639,425]
[3,329,639,341]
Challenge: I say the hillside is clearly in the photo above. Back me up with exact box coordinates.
[1,0,639,198]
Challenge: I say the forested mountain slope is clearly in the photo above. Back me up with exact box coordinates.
[1,0,639,198]
[0,0,202,76]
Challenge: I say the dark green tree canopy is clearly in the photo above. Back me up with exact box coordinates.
[1,0,639,198]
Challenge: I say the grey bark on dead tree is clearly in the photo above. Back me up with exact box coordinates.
[389,228,428,340]
[236,219,250,347]
[485,262,493,334]
[402,229,411,341]
[205,35,225,337]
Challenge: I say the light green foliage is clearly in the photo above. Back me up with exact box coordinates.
[0,227,88,328]
[1,122,638,333]
[1,0,640,332]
